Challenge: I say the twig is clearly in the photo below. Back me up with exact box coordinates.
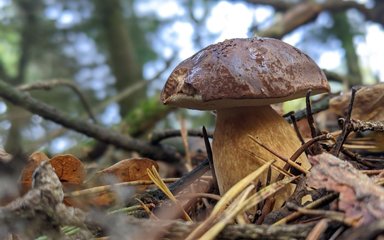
[338,219,384,240]
[248,135,309,175]
[287,203,357,226]
[339,119,384,132]
[285,95,331,123]
[273,193,339,225]
[332,87,358,156]
[150,129,213,144]
[0,79,181,163]
[306,219,329,240]
[203,126,218,193]
[341,148,377,168]
[290,133,334,161]
[288,113,305,145]
[18,79,97,123]
[306,90,318,138]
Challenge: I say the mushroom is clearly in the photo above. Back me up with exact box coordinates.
[161,37,329,207]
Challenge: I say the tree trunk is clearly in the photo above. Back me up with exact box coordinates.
[94,0,144,116]
[331,12,363,87]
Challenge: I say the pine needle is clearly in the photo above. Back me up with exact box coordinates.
[201,176,297,240]
[185,160,275,240]
[146,166,192,221]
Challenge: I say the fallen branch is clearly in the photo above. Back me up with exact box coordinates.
[0,80,181,163]
[339,119,384,133]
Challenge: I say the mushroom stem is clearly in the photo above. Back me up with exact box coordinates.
[213,105,310,207]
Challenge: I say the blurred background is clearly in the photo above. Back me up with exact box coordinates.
[0,0,383,158]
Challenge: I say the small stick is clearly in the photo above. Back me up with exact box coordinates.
[203,126,219,193]
[341,148,377,168]
[287,203,357,227]
[340,119,384,133]
[179,192,221,201]
[360,169,384,175]
[248,135,309,175]
[332,87,358,156]
[273,193,338,225]
[306,90,318,138]
[306,219,329,240]
[289,113,306,145]
[290,133,334,161]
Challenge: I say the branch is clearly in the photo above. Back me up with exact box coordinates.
[18,79,97,123]
[245,0,294,11]
[254,0,373,39]
[0,79,181,163]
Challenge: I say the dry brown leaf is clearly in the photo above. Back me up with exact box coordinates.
[19,152,50,193]
[329,83,384,121]
[307,153,384,226]
[19,152,85,195]
[67,158,159,208]
[50,154,85,185]
[98,157,159,183]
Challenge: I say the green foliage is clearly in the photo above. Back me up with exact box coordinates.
[0,29,19,77]
[123,94,174,137]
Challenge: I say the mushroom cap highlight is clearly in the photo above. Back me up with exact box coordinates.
[161,37,330,110]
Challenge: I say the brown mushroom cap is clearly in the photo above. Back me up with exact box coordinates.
[161,37,330,110]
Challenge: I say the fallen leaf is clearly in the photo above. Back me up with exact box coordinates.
[19,152,50,193]
[50,154,85,185]
[307,153,384,226]
[67,158,159,208]
[98,157,159,183]
[329,83,384,121]
[19,152,85,194]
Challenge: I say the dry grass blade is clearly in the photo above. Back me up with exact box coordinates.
[179,117,193,171]
[201,176,297,240]
[185,160,275,240]
[147,166,192,221]
[65,178,179,198]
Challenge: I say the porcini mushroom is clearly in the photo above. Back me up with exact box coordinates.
[161,37,329,207]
